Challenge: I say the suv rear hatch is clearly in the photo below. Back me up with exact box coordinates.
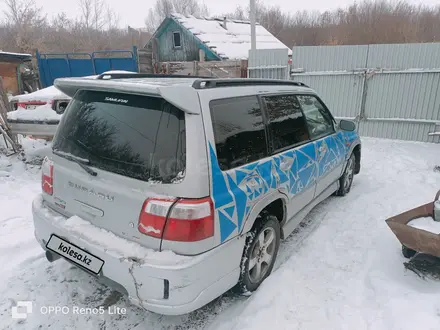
[45,89,190,250]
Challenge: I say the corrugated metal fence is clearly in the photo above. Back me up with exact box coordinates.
[291,43,440,143]
[248,49,290,80]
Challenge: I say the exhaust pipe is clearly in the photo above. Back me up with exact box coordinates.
[45,250,61,262]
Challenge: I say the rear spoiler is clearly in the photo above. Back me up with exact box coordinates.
[54,77,201,115]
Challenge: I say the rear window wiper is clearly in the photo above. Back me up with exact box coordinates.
[53,149,98,177]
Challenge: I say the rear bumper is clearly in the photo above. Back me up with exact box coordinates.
[32,194,244,315]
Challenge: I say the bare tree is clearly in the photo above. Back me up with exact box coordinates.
[2,0,47,52]
[144,0,209,32]
[78,0,106,31]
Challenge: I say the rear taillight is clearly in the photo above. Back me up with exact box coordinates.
[138,197,214,242]
[42,157,54,195]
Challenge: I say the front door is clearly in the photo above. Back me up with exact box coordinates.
[297,95,346,198]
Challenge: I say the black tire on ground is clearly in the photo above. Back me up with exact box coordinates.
[402,245,417,259]
[335,153,356,197]
[234,213,281,294]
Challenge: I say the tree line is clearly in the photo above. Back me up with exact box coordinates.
[0,0,149,54]
[1,0,440,55]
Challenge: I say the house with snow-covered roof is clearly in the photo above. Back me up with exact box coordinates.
[145,13,292,62]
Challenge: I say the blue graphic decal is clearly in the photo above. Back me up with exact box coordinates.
[227,174,248,231]
[218,211,237,242]
[209,128,358,243]
[209,144,233,208]
[235,170,248,185]
[224,206,235,218]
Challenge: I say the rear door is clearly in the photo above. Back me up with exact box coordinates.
[260,94,317,223]
[47,90,188,250]
[297,94,346,198]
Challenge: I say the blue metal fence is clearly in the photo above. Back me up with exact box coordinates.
[36,46,139,87]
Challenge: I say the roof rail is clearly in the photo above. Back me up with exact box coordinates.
[192,78,309,89]
[96,73,216,80]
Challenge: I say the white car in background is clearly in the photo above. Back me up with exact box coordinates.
[9,70,137,115]
[10,85,71,114]
[6,71,136,140]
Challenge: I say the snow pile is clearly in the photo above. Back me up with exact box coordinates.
[171,13,291,59]
[20,137,52,164]
[408,216,440,234]
[7,104,62,122]
[0,153,12,177]
[10,86,69,103]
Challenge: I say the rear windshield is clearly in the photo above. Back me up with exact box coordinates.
[52,90,186,183]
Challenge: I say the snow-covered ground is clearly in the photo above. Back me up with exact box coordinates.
[1,137,440,329]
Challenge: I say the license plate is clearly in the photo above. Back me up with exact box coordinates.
[46,234,104,274]
[25,105,38,110]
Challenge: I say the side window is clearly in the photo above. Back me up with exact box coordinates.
[262,94,310,152]
[297,95,335,140]
[210,96,267,171]
[173,31,181,48]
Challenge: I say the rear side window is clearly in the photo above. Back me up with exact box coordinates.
[210,96,267,170]
[262,94,310,152]
[52,90,186,183]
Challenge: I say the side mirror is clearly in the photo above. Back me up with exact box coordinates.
[339,119,356,132]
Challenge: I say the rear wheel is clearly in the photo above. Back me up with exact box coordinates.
[235,213,281,293]
[336,153,355,196]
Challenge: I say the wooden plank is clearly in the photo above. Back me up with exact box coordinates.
[0,76,20,151]
[0,77,11,130]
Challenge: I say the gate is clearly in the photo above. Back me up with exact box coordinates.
[291,43,440,143]
[248,49,290,80]
[36,46,139,88]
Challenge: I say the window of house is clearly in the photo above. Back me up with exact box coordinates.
[173,31,182,48]
[210,96,267,171]
[297,95,335,140]
[262,94,310,152]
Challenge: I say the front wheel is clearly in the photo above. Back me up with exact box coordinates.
[336,153,355,196]
[235,213,281,293]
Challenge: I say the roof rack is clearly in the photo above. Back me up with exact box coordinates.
[191,78,309,89]
[96,73,215,80]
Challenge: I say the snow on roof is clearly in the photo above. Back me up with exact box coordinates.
[0,51,32,57]
[170,13,292,60]
[7,104,62,123]
[0,51,32,62]
[10,86,69,103]
[10,71,136,103]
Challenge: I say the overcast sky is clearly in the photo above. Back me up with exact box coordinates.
[0,0,439,29]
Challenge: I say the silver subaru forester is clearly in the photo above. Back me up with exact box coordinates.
[32,73,361,315]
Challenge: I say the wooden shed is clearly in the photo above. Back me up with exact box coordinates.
[145,14,291,63]
[0,51,32,96]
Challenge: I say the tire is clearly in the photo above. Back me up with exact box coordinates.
[235,213,281,293]
[402,245,417,259]
[335,153,355,196]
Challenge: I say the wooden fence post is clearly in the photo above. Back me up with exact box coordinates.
[240,59,248,78]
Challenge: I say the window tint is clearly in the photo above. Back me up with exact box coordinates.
[262,94,310,151]
[52,91,186,183]
[297,95,335,139]
[210,96,267,170]
[173,32,181,47]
